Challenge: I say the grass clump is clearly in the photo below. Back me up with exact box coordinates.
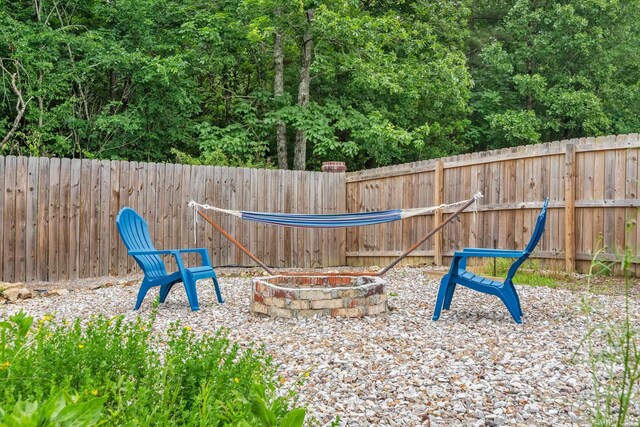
[0,311,306,426]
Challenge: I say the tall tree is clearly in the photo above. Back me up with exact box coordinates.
[273,9,287,169]
[293,8,314,170]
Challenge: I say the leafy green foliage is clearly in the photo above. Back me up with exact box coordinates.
[0,311,306,426]
[0,392,107,427]
[467,0,640,150]
[0,0,472,169]
[1,0,639,167]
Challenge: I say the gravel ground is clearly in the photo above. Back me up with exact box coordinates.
[2,267,639,426]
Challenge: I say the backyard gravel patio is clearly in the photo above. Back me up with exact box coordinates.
[2,267,639,426]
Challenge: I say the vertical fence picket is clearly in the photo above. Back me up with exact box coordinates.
[15,157,28,282]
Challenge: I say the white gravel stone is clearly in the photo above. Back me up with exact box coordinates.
[1,266,639,426]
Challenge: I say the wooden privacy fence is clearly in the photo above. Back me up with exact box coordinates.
[0,158,346,282]
[1,134,639,282]
[345,134,640,274]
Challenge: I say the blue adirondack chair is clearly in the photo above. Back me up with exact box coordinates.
[432,198,549,323]
[116,207,224,311]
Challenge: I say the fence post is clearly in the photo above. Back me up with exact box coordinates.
[564,143,576,272]
[434,160,444,265]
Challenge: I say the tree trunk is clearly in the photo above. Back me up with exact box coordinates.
[38,70,43,128]
[109,69,117,114]
[274,22,288,169]
[294,9,314,171]
[0,68,31,149]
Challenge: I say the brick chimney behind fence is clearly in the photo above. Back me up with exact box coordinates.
[321,161,347,173]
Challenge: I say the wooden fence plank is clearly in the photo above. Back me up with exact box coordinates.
[15,157,28,282]
[219,166,231,265]
[68,159,81,278]
[164,163,178,271]
[77,159,92,277]
[592,151,605,255]
[295,171,306,266]
[161,163,174,271]
[116,161,130,275]
[564,144,576,271]
[434,160,444,265]
[47,158,61,281]
[583,150,596,256]
[249,167,259,266]
[180,164,192,264]
[108,161,121,276]
[284,170,293,267]
[0,157,4,280]
[57,158,71,280]
[98,160,111,277]
[627,147,639,275]
[191,165,205,261]
[636,147,640,275]
[185,164,197,266]
[25,158,38,282]
[239,168,251,265]
[4,156,17,282]
[89,161,102,276]
[312,171,323,267]
[128,162,142,274]
[336,172,347,266]
[230,167,243,265]
[204,166,218,264]
[324,173,333,266]
[266,169,276,266]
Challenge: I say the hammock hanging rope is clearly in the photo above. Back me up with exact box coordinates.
[188,191,482,228]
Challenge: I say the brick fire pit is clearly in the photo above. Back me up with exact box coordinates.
[250,275,387,318]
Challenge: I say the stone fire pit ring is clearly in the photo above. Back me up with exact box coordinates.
[250,275,387,318]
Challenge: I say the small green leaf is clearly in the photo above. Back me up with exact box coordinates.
[55,396,107,426]
[280,408,306,427]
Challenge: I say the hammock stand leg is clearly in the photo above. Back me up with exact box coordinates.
[377,197,476,276]
[196,209,275,275]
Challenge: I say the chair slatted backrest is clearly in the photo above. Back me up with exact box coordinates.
[116,208,168,278]
[506,198,550,281]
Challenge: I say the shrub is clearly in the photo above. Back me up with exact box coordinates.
[0,312,305,426]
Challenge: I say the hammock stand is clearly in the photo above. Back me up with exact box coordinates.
[190,193,481,277]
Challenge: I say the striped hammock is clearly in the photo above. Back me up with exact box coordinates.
[188,192,482,228]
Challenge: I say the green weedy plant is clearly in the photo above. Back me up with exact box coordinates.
[0,312,306,426]
[582,220,639,426]
[0,391,107,427]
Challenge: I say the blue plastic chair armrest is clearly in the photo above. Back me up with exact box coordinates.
[456,248,524,258]
[130,248,212,267]
[176,248,212,266]
[129,249,177,256]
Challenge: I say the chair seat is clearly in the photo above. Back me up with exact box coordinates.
[457,270,502,287]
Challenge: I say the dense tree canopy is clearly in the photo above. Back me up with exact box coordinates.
[467,0,640,151]
[1,0,639,169]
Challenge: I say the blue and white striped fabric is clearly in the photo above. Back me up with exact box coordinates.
[240,209,403,228]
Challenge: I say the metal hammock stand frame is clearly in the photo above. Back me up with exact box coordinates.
[192,193,481,277]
